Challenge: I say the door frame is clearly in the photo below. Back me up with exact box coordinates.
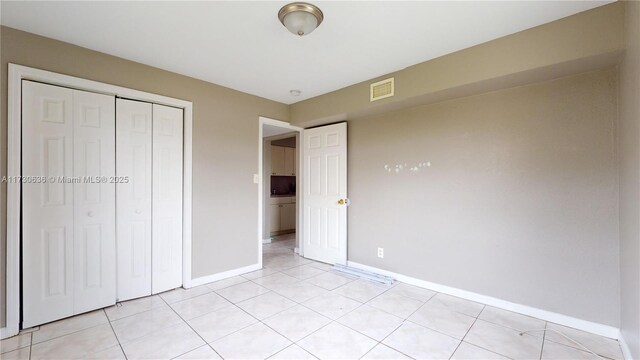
[258,117,303,268]
[4,64,194,338]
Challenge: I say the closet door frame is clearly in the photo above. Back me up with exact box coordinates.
[5,63,194,339]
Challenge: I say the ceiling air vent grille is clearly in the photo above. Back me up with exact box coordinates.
[370,77,394,102]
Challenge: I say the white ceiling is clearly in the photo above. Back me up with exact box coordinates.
[1,1,612,104]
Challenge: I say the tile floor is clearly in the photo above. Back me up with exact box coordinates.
[0,234,624,360]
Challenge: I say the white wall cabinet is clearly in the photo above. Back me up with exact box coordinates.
[22,82,184,328]
[270,145,295,176]
[284,147,296,176]
[269,197,296,234]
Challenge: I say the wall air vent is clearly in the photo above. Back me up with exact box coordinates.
[370,77,394,102]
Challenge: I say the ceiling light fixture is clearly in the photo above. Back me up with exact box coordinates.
[278,2,324,36]
[290,89,302,96]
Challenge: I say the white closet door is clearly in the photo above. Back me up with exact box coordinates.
[152,104,183,294]
[116,99,153,301]
[72,90,116,313]
[22,81,75,327]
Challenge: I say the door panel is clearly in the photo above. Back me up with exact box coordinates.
[280,203,295,231]
[152,104,183,294]
[116,99,153,301]
[270,205,281,233]
[73,90,116,313]
[22,81,75,327]
[302,123,347,265]
[284,147,295,176]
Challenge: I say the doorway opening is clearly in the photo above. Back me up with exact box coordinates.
[258,117,303,267]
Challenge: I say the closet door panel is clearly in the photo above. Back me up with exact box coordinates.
[116,99,153,301]
[22,81,75,327]
[73,90,116,313]
[152,104,183,294]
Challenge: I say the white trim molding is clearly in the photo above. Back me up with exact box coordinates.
[189,263,261,287]
[347,261,621,340]
[619,331,634,360]
[5,64,194,338]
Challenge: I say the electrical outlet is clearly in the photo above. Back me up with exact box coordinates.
[378,248,384,258]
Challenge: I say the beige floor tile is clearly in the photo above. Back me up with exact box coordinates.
[237,292,297,320]
[305,272,355,290]
[303,293,362,320]
[426,293,485,318]
[0,347,30,360]
[85,345,127,360]
[297,322,377,360]
[263,305,331,342]
[159,285,212,304]
[306,262,334,271]
[31,323,118,360]
[270,282,329,303]
[332,279,391,303]
[269,344,317,360]
[464,320,543,359]
[544,323,623,360]
[105,296,166,321]
[175,345,222,359]
[408,303,476,339]
[111,306,184,344]
[382,322,460,359]
[206,276,248,291]
[215,282,270,303]
[451,342,509,359]
[282,265,326,280]
[542,340,602,360]
[187,305,257,343]
[242,268,280,280]
[337,305,403,341]
[385,283,436,302]
[211,323,291,360]
[367,292,423,319]
[32,310,108,344]
[252,273,301,289]
[361,344,412,360]
[121,322,204,360]
[478,306,546,334]
[0,333,31,354]
[170,292,231,320]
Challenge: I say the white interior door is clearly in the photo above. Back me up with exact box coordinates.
[302,122,348,265]
[151,104,183,294]
[72,89,116,313]
[116,99,153,301]
[22,81,75,327]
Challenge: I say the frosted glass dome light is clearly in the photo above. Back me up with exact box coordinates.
[278,2,324,37]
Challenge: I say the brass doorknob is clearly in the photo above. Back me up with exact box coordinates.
[338,199,345,205]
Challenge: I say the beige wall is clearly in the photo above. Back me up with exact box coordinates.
[619,1,640,357]
[347,68,620,326]
[0,26,289,327]
[290,2,624,127]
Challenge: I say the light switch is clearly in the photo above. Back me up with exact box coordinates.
[253,174,260,184]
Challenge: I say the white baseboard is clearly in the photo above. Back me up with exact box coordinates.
[294,247,299,254]
[347,261,620,340]
[620,331,634,360]
[188,263,261,288]
[263,238,272,244]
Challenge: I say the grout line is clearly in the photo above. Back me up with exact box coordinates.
[539,321,548,360]
[158,291,225,359]
[104,309,129,360]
